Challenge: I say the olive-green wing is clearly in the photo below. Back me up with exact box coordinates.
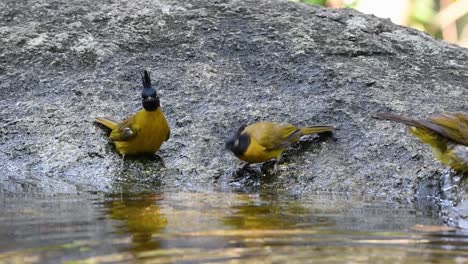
[455,113,468,144]
[430,113,468,146]
[247,122,301,150]
[109,116,139,141]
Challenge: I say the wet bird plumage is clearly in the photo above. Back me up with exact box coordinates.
[95,70,170,157]
[225,122,334,164]
[373,112,468,174]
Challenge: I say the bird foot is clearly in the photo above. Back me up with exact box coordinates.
[261,160,280,175]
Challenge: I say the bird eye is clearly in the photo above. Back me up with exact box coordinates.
[234,139,239,148]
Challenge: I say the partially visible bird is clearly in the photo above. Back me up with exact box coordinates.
[373,112,468,174]
[225,122,335,167]
[95,70,170,162]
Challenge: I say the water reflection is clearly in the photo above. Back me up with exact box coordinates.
[105,194,167,253]
[2,192,468,263]
[223,193,311,230]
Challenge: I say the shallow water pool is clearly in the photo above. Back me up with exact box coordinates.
[1,191,467,263]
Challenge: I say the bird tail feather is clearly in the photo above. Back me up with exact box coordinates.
[95,117,119,130]
[300,126,334,135]
[372,113,421,127]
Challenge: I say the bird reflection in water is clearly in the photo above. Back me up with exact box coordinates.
[106,193,167,253]
[222,193,312,230]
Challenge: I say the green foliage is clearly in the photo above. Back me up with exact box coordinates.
[296,0,467,45]
[300,0,358,7]
[343,0,360,8]
[411,0,436,24]
[301,0,327,5]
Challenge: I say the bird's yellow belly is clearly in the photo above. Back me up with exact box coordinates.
[434,145,468,174]
[238,139,284,164]
[115,111,169,155]
[115,132,164,155]
[410,127,468,174]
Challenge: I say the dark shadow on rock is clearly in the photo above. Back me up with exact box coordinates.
[94,122,113,134]
[122,154,166,169]
[224,163,279,193]
[282,131,335,163]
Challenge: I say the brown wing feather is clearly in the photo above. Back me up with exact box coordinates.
[246,122,300,150]
[429,113,468,145]
[374,112,468,146]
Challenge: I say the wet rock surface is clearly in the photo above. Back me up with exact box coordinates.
[0,0,467,220]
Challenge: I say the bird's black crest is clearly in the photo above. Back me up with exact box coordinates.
[140,70,160,111]
[142,70,151,88]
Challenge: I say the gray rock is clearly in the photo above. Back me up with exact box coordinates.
[0,0,467,217]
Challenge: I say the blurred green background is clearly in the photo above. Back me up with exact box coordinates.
[294,0,468,48]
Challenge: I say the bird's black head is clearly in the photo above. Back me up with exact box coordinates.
[141,70,160,111]
[225,124,250,157]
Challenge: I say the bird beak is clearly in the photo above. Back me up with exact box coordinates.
[224,137,234,150]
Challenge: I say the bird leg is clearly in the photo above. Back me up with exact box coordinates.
[273,160,279,174]
[241,163,251,170]
[120,154,126,170]
[153,154,166,167]
[272,153,285,174]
